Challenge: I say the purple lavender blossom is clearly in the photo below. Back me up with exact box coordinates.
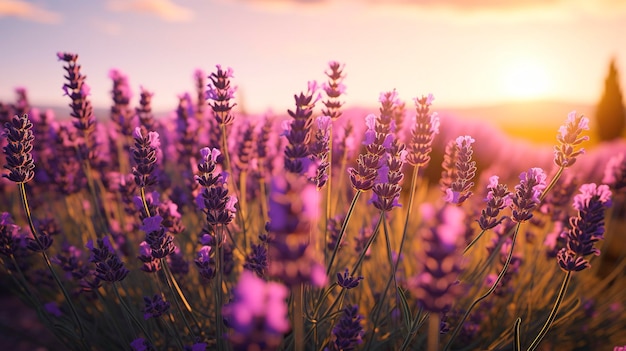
[406,94,440,168]
[510,167,547,222]
[442,135,476,204]
[109,69,136,136]
[283,82,318,174]
[321,61,346,121]
[478,175,512,230]
[223,271,290,351]
[554,111,589,168]
[143,294,171,320]
[140,215,175,259]
[0,212,21,257]
[326,305,364,351]
[130,338,155,351]
[309,115,332,188]
[131,127,160,189]
[409,204,466,313]
[244,242,268,278]
[87,237,129,283]
[44,301,63,317]
[136,86,156,131]
[3,114,35,183]
[137,241,161,273]
[267,174,327,287]
[603,153,626,193]
[207,65,236,126]
[194,245,215,280]
[57,52,98,158]
[337,268,364,289]
[557,183,612,272]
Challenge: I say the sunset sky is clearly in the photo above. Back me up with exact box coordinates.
[1,0,625,114]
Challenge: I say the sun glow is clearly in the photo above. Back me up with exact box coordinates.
[500,58,553,100]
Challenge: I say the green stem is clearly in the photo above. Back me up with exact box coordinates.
[325,125,334,258]
[527,271,572,351]
[539,166,565,203]
[350,214,383,276]
[18,182,86,342]
[326,190,361,276]
[427,313,440,351]
[464,229,487,254]
[514,317,522,351]
[294,284,304,351]
[239,169,248,252]
[113,282,155,346]
[215,224,225,351]
[444,222,521,350]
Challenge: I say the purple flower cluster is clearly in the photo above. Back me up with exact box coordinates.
[326,305,364,351]
[57,52,97,157]
[207,65,236,126]
[409,204,466,313]
[603,153,626,193]
[478,175,512,230]
[109,69,136,136]
[3,113,35,183]
[131,127,160,189]
[143,294,170,320]
[554,111,589,168]
[223,271,290,351]
[87,237,129,283]
[195,147,237,226]
[510,167,547,222]
[140,215,175,259]
[283,82,318,174]
[405,94,440,168]
[442,135,476,204]
[267,174,327,287]
[321,61,345,121]
[557,183,612,272]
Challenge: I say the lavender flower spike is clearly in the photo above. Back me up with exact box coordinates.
[3,114,35,183]
[510,167,547,222]
[326,305,364,351]
[223,271,290,351]
[406,94,440,168]
[409,204,466,313]
[443,135,476,205]
[132,127,160,189]
[554,111,589,168]
[557,183,612,272]
[478,175,512,230]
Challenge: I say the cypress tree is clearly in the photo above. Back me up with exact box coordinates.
[595,58,626,141]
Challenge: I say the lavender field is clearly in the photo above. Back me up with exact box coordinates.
[1,54,625,351]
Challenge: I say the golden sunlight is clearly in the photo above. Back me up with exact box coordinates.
[500,58,553,100]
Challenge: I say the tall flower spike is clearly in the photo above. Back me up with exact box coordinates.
[109,69,136,136]
[87,237,129,283]
[603,153,626,193]
[409,204,466,313]
[57,52,97,157]
[443,135,476,205]
[283,82,317,174]
[406,94,440,168]
[223,271,290,351]
[3,114,35,183]
[557,183,612,272]
[322,61,346,121]
[554,111,589,167]
[131,127,160,189]
[207,65,236,126]
[478,175,512,230]
[327,305,365,351]
[510,167,547,222]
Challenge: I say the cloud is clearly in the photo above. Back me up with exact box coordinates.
[106,0,194,22]
[91,18,122,36]
[227,0,626,17]
[0,0,62,24]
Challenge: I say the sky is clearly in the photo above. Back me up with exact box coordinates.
[1,0,625,115]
